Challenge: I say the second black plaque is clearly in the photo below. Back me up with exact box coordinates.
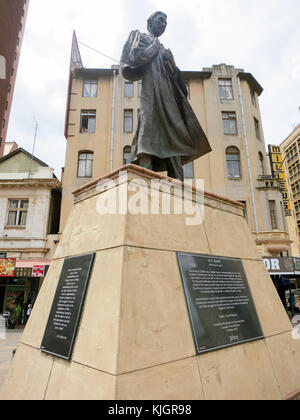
[177,253,264,355]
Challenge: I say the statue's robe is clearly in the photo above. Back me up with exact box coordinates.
[121,30,212,168]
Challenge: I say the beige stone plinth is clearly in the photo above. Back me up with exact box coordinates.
[1,164,300,400]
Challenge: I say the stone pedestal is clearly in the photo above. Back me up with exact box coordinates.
[1,164,300,400]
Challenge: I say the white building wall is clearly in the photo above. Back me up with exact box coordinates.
[0,187,52,257]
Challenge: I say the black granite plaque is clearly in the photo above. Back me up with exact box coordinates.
[40,253,95,360]
[177,253,264,355]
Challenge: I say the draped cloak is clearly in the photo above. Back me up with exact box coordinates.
[121,30,212,167]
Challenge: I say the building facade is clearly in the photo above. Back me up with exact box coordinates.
[61,57,291,258]
[280,124,300,256]
[0,147,61,317]
[0,0,30,157]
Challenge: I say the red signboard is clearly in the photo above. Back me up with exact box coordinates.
[32,265,45,278]
[0,259,16,277]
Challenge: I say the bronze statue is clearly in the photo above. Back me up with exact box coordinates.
[121,11,211,181]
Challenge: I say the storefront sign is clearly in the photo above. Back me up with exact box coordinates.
[263,257,294,275]
[177,253,264,355]
[0,259,16,277]
[268,145,291,216]
[41,253,95,360]
[0,253,7,259]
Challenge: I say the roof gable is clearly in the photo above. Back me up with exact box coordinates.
[0,148,49,175]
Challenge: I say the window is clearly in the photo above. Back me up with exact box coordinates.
[123,146,132,165]
[222,112,237,135]
[83,80,98,98]
[251,89,256,107]
[124,110,133,133]
[183,162,194,178]
[124,81,134,97]
[226,146,241,178]
[0,55,5,80]
[77,152,94,178]
[80,110,96,133]
[254,118,261,140]
[269,200,278,230]
[238,201,248,222]
[138,81,143,97]
[258,152,265,175]
[219,79,233,100]
[7,200,29,227]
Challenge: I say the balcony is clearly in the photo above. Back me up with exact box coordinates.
[287,153,299,166]
[289,171,300,184]
[252,231,291,256]
[256,175,281,190]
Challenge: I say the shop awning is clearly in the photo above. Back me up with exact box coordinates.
[263,257,300,275]
[15,260,51,268]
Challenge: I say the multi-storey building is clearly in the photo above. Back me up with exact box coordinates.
[61,54,291,257]
[0,147,61,314]
[0,0,30,157]
[280,124,300,255]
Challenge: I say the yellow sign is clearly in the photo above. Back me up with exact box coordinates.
[268,145,291,216]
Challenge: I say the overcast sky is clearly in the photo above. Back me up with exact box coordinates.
[6,0,300,179]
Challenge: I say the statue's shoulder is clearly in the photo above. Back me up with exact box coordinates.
[121,30,153,66]
[125,29,140,42]
[128,29,152,44]
[128,29,141,37]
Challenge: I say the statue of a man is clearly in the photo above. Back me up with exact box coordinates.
[121,11,211,181]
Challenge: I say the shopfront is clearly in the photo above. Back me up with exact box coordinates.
[0,258,50,324]
[263,257,300,316]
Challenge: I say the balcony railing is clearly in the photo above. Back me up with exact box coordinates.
[256,175,281,189]
[258,175,274,180]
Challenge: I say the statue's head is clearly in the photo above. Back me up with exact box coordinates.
[147,11,167,37]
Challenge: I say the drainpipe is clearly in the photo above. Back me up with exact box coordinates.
[109,69,117,172]
[237,76,259,234]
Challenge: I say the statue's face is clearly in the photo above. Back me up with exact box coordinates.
[149,13,167,37]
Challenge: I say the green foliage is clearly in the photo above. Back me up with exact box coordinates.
[12,304,22,321]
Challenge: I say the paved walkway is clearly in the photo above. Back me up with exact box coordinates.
[0,327,24,390]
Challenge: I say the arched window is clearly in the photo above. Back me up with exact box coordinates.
[258,152,265,175]
[183,162,194,178]
[123,146,131,165]
[77,151,94,178]
[226,146,241,178]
